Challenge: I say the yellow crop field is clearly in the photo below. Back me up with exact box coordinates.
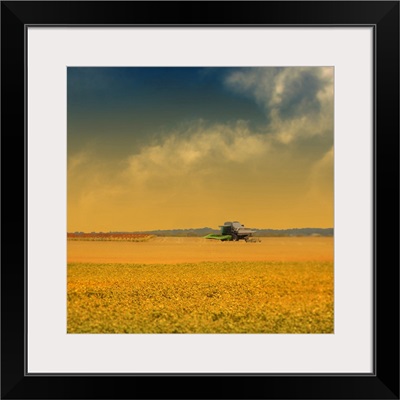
[67,237,334,334]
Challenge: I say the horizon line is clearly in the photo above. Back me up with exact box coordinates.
[68,227,334,233]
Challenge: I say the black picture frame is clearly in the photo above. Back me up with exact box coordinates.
[2,1,399,399]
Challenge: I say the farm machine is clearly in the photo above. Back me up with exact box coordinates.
[204,221,260,242]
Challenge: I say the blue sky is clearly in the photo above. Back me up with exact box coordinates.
[68,67,267,158]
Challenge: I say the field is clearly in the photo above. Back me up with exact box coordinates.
[67,233,154,242]
[67,237,334,333]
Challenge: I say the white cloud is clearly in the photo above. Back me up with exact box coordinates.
[225,67,334,144]
[125,121,271,185]
[70,67,334,193]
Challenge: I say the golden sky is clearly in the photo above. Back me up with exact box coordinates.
[68,67,333,232]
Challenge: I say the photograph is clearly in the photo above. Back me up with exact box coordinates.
[67,66,334,334]
[2,0,398,398]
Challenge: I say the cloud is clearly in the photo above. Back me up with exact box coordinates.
[68,149,127,207]
[125,120,271,186]
[307,146,334,202]
[67,151,89,172]
[67,120,274,221]
[225,67,334,144]
[67,67,334,230]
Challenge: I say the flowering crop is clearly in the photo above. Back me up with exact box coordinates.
[67,261,333,334]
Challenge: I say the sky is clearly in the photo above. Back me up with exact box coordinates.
[67,67,334,232]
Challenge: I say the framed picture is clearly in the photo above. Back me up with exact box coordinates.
[2,1,399,399]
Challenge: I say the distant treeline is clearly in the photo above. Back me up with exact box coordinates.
[252,228,333,237]
[101,227,334,237]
